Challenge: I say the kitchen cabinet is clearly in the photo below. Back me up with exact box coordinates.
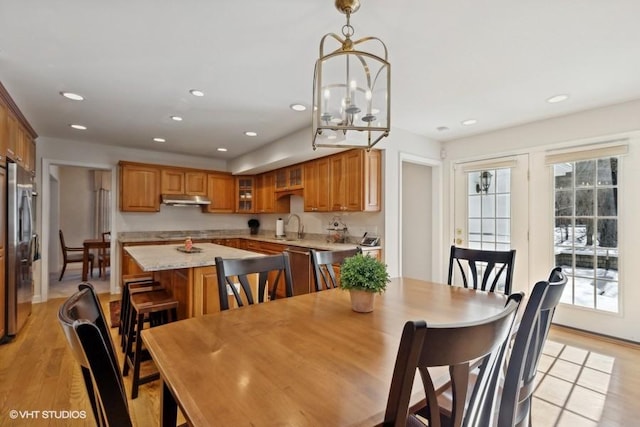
[192,266,221,316]
[119,162,161,212]
[0,102,7,165]
[161,169,185,194]
[212,238,242,248]
[235,176,255,213]
[161,169,207,196]
[361,248,382,261]
[185,171,207,195]
[205,173,235,213]
[329,149,381,212]
[255,172,289,214]
[25,138,35,173]
[275,164,304,192]
[0,85,37,171]
[303,157,330,212]
[0,167,5,339]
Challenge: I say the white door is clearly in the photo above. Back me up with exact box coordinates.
[452,154,529,294]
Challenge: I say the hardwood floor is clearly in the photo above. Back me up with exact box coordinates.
[0,293,638,426]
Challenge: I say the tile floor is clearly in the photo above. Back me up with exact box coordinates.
[47,264,111,299]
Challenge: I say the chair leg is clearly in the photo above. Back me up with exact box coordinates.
[59,263,67,281]
[130,312,145,399]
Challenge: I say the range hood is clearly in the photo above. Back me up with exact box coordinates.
[161,194,211,206]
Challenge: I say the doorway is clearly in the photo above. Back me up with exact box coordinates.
[39,159,116,302]
[399,154,442,282]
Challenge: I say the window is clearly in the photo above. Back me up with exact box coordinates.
[553,157,619,312]
[465,168,512,292]
[467,168,511,251]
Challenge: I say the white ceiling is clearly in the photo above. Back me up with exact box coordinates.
[1,0,640,161]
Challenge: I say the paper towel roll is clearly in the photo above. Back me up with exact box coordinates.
[276,218,284,236]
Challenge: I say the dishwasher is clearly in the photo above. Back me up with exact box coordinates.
[284,246,313,295]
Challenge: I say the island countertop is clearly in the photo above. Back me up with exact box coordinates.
[124,243,262,272]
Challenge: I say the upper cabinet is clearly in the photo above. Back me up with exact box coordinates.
[205,173,235,213]
[119,162,161,212]
[117,149,380,214]
[185,171,207,195]
[255,172,289,214]
[329,149,381,212]
[236,176,255,213]
[303,157,330,212]
[0,82,37,172]
[0,102,7,165]
[161,169,207,196]
[274,164,304,192]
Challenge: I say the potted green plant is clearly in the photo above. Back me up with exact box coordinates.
[340,253,390,313]
[248,218,260,235]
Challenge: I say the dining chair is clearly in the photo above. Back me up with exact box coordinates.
[497,267,568,427]
[59,229,94,281]
[98,231,111,278]
[214,253,294,311]
[383,293,524,427]
[309,247,361,291]
[447,245,516,294]
[58,283,133,427]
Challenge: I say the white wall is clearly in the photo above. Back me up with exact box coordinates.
[442,99,640,342]
[58,166,94,248]
[402,162,432,281]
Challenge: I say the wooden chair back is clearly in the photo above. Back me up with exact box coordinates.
[99,231,111,277]
[309,247,362,291]
[215,253,294,311]
[58,283,132,427]
[447,245,516,294]
[59,229,80,262]
[383,294,523,427]
[497,267,568,427]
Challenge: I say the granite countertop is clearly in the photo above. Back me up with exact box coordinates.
[118,230,380,251]
[124,243,263,271]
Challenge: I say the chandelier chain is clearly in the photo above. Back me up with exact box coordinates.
[342,11,354,39]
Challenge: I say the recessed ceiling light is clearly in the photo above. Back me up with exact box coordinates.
[290,103,306,111]
[436,126,450,132]
[461,119,477,126]
[153,137,166,143]
[244,131,258,137]
[189,89,205,97]
[60,92,84,101]
[69,124,87,130]
[546,94,569,104]
[217,148,228,152]
[170,115,183,121]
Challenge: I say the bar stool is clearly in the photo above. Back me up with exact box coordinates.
[118,275,158,352]
[122,288,178,399]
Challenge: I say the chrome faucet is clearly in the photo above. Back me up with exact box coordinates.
[285,214,303,239]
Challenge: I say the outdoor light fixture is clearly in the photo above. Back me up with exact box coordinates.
[312,0,390,151]
[476,171,493,193]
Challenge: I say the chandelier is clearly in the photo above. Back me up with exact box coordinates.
[312,0,390,151]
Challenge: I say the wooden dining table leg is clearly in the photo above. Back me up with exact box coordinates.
[160,379,178,427]
[81,243,90,282]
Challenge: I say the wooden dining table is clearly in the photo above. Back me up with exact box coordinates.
[141,277,508,427]
[81,238,109,281]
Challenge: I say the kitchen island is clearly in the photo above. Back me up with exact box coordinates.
[125,243,263,319]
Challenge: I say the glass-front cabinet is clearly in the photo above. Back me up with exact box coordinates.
[236,176,255,213]
[275,165,304,191]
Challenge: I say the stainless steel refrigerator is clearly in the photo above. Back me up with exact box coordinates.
[6,161,35,337]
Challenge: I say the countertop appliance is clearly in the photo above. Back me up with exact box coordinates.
[5,161,35,339]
